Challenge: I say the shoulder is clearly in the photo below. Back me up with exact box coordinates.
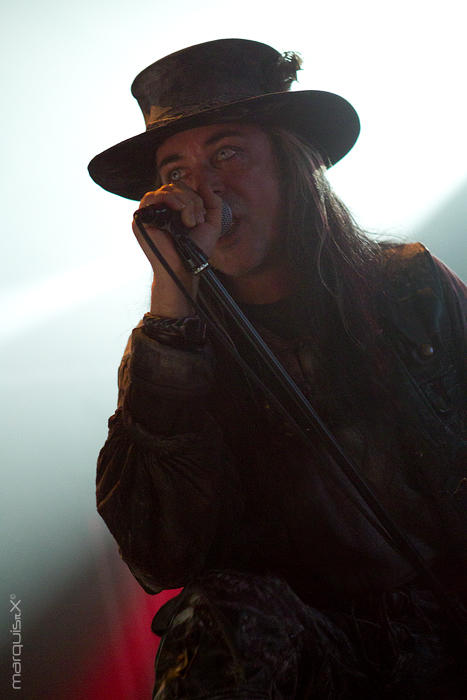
[379,242,466,326]
[376,243,466,380]
[380,242,441,292]
[377,243,442,330]
[380,242,466,303]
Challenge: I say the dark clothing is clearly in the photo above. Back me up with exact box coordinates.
[151,570,464,700]
[96,244,466,697]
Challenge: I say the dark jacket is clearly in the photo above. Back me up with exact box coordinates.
[96,244,466,608]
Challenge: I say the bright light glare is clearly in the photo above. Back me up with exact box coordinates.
[0,254,145,344]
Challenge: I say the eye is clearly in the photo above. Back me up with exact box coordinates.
[167,167,185,183]
[215,146,238,162]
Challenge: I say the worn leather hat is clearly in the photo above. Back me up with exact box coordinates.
[88,38,360,201]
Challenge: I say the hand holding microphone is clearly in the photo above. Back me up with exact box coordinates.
[132,182,228,318]
[134,200,232,238]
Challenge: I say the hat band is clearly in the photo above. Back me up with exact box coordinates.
[144,92,270,129]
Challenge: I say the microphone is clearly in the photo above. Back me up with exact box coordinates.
[134,201,233,237]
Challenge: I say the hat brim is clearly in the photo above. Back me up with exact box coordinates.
[88,90,360,201]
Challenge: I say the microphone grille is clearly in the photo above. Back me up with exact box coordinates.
[221,202,233,236]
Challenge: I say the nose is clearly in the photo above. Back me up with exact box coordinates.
[190,160,225,195]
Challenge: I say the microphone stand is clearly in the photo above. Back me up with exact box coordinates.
[134,210,467,645]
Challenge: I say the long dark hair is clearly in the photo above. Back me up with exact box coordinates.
[265,127,389,419]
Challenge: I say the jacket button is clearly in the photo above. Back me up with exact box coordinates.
[419,343,434,358]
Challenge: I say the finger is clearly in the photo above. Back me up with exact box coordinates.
[140,185,206,230]
[179,199,199,229]
[139,188,187,217]
[173,184,206,227]
[196,182,223,229]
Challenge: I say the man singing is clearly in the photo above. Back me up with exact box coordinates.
[89,39,466,699]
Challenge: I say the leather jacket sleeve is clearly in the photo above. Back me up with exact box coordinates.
[96,327,243,593]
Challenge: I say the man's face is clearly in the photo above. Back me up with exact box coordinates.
[156,123,288,295]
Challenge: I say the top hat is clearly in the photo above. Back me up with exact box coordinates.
[88,38,360,201]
